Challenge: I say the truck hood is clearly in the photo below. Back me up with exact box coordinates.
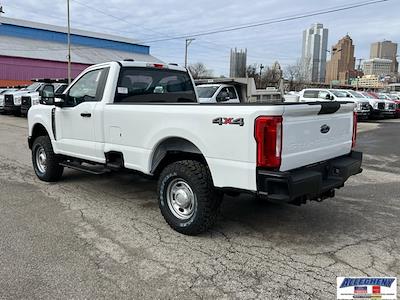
[5,90,36,97]
[349,97,369,104]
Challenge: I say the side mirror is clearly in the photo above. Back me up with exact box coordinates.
[40,84,55,105]
[330,95,335,101]
[325,94,331,100]
[216,91,230,102]
[54,96,65,107]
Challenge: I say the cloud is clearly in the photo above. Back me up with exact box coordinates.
[2,0,399,75]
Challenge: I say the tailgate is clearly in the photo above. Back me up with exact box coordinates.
[280,102,355,171]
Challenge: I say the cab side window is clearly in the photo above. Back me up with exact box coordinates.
[318,91,331,100]
[66,68,108,107]
[216,88,230,102]
[227,87,238,99]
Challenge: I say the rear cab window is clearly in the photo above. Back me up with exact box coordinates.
[114,67,197,103]
[303,90,319,98]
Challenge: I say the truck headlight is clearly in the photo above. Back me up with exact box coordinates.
[373,102,378,109]
[14,96,22,105]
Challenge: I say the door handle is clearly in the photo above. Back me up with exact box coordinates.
[80,112,92,118]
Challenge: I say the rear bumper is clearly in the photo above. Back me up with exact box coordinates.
[257,151,362,203]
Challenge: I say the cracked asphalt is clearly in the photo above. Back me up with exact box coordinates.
[0,115,399,299]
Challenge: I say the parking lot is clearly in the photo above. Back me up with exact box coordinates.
[0,114,399,299]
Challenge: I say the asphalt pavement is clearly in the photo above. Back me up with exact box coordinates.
[0,115,399,299]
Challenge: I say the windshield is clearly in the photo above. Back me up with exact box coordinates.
[24,82,42,91]
[55,84,67,94]
[348,90,363,98]
[331,90,349,98]
[362,92,375,99]
[197,86,219,98]
[0,89,16,95]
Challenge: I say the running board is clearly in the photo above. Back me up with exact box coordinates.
[60,161,110,175]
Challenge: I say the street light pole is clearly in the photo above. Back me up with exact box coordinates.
[67,0,72,85]
[184,38,195,68]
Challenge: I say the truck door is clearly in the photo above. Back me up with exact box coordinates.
[54,67,109,162]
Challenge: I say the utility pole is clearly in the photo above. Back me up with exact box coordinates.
[184,38,195,68]
[67,0,72,85]
[259,64,264,88]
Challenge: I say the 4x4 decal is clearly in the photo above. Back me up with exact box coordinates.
[212,117,244,126]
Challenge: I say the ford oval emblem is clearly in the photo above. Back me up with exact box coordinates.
[320,124,330,134]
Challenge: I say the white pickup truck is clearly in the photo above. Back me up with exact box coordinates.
[299,88,371,119]
[197,84,240,103]
[28,61,362,235]
[3,82,45,116]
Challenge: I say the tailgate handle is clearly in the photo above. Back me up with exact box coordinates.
[80,112,92,118]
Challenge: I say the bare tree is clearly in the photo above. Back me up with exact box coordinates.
[247,63,283,89]
[284,59,310,91]
[188,63,213,79]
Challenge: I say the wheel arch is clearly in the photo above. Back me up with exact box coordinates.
[150,137,207,176]
[29,123,50,149]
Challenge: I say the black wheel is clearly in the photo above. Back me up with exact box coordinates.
[32,135,64,182]
[157,160,222,235]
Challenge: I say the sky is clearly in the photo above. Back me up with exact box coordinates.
[1,0,399,76]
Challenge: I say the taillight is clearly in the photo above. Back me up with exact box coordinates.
[254,116,282,169]
[352,111,357,148]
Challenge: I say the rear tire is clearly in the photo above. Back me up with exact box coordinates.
[32,135,64,182]
[157,160,222,235]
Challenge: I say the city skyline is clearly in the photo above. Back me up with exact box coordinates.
[1,0,399,76]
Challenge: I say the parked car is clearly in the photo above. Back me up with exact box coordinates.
[380,93,400,118]
[298,88,370,119]
[197,84,240,103]
[21,83,68,116]
[330,89,370,120]
[0,89,18,113]
[358,92,387,119]
[28,61,362,235]
[367,92,396,118]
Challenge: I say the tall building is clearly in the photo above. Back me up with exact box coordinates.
[325,35,356,85]
[301,23,328,82]
[370,40,398,73]
[229,48,247,78]
[363,58,392,76]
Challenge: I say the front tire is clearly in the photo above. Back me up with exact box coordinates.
[32,135,64,182]
[157,160,222,235]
